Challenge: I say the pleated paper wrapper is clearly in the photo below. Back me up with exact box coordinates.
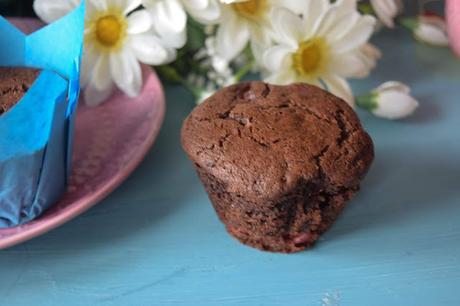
[0,2,85,227]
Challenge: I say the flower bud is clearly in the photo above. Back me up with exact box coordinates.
[357,81,419,120]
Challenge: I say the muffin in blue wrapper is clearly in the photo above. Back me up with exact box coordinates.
[0,2,85,227]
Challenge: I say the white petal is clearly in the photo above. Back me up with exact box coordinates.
[89,0,108,11]
[110,48,142,97]
[80,47,98,86]
[373,91,419,119]
[183,0,221,23]
[370,0,398,28]
[128,54,143,96]
[129,34,169,65]
[323,74,355,106]
[211,56,230,74]
[271,0,312,16]
[333,0,358,11]
[358,43,382,70]
[317,0,358,39]
[163,47,178,64]
[333,15,376,53]
[331,44,381,79]
[303,0,330,38]
[323,12,360,42]
[84,82,114,106]
[130,58,143,96]
[184,0,208,9]
[376,81,410,94]
[250,30,273,65]
[147,0,187,35]
[262,46,293,72]
[216,14,250,61]
[330,51,371,79]
[156,29,187,49]
[420,15,447,30]
[250,20,272,45]
[33,0,77,23]
[148,0,187,48]
[110,51,133,90]
[114,0,142,14]
[91,55,112,91]
[264,69,297,85]
[415,23,449,46]
[220,0,244,3]
[127,10,152,34]
[270,8,305,48]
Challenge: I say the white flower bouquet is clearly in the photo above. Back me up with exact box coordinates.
[33,0,451,119]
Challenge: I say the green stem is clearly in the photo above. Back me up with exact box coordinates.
[234,59,256,82]
[399,17,419,31]
[358,3,374,15]
[156,65,202,99]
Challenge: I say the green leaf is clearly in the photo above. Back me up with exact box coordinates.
[186,18,206,52]
[156,65,183,84]
[358,3,374,15]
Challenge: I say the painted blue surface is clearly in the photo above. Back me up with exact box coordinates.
[1,27,459,306]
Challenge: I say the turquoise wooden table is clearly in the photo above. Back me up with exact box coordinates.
[1,26,460,306]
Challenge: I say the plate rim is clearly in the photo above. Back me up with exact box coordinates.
[0,70,166,250]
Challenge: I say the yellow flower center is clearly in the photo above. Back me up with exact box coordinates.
[96,16,123,47]
[86,8,127,52]
[292,38,329,78]
[232,0,268,21]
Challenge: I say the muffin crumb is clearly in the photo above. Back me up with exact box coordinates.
[0,68,40,115]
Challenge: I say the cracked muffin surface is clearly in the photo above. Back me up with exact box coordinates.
[181,81,374,253]
[0,68,40,115]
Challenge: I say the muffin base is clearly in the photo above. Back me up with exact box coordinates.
[196,167,358,253]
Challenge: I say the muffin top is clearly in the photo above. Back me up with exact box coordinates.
[181,82,374,201]
[0,68,40,115]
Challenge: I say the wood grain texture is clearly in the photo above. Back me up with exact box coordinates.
[0,24,460,306]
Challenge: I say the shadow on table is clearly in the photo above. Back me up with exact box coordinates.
[79,84,200,235]
[404,93,443,124]
[326,147,460,241]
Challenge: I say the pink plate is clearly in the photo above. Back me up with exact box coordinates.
[0,19,166,249]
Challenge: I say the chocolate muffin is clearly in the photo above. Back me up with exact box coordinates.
[0,68,40,115]
[181,82,374,253]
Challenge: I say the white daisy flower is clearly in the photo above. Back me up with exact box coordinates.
[215,0,282,62]
[262,0,376,106]
[34,0,171,106]
[142,0,221,53]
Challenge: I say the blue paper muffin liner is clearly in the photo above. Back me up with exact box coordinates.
[0,2,85,227]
